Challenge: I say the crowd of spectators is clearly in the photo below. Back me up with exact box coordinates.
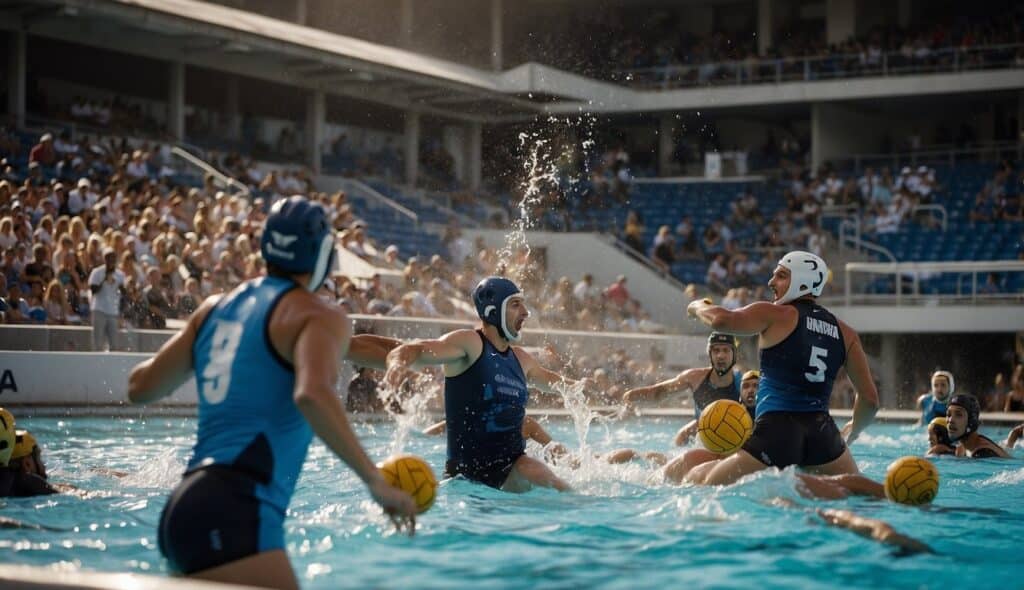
[0,123,675,355]
[523,10,1024,85]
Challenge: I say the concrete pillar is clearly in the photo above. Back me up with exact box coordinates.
[879,334,900,408]
[897,0,912,28]
[305,89,325,174]
[167,61,186,141]
[490,0,503,71]
[399,0,414,49]
[826,0,855,45]
[404,110,420,186]
[658,115,675,176]
[225,75,241,142]
[810,103,824,173]
[295,0,307,26]
[7,31,26,129]
[1018,91,1024,144]
[757,0,773,56]
[467,121,482,190]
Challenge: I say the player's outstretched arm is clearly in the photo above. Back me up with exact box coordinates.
[673,420,698,446]
[623,371,692,407]
[383,329,475,390]
[128,296,219,404]
[346,334,403,369]
[688,300,781,335]
[515,347,589,394]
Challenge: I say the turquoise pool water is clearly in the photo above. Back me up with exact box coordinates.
[2,416,1021,589]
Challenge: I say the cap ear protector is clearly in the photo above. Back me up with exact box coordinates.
[472,276,525,343]
[776,250,828,304]
[931,370,955,402]
[12,429,38,461]
[947,394,980,440]
[707,332,738,377]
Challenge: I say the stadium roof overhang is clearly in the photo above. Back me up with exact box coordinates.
[0,0,587,123]
[3,0,1021,124]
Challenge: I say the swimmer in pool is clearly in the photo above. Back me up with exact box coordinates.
[925,417,957,456]
[623,332,741,446]
[385,276,585,492]
[945,394,1010,458]
[661,369,761,483]
[128,196,416,590]
[915,370,955,426]
[680,251,880,486]
[0,412,58,498]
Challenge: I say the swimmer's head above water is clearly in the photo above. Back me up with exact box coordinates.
[260,195,335,292]
[472,276,528,343]
[741,370,760,407]
[927,417,954,448]
[946,394,981,441]
[930,370,955,403]
[771,251,829,304]
[10,430,45,478]
[707,332,738,377]
[0,409,14,467]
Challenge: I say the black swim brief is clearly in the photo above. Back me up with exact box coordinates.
[445,453,523,489]
[741,411,847,469]
[158,465,283,574]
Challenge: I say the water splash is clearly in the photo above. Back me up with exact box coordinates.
[119,448,184,489]
[378,372,440,457]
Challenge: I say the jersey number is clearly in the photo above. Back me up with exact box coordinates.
[201,320,243,404]
[805,346,828,383]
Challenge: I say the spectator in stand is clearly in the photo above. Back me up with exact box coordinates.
[605,275,631,309]
[674,215,701,259]
[573,273,599,306]
[29,134,56,167]
[706,253,729,294]
[1005,364,1024,413]
[623,211,644,253]
[43,279,76,325]
[88,247,124,351]
[651,225,675,273]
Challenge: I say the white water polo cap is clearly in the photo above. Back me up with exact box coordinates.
[776,250,828,304]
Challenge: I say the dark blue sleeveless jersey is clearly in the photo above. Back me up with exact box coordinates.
[756,300,846,418]
[692,370,741,418]
[189,276,310,520]
[444,331,528,467]
[919,395,948,425]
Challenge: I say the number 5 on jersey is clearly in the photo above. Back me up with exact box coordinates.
[201,320,244,404]
[805,346,828,383]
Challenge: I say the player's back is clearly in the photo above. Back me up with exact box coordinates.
[190,276,312,512]
[757,300,846,416]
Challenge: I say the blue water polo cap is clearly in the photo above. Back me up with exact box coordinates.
[472,276,523,342]
[261,195,335,291]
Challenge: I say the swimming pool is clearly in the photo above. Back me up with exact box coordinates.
[3,416,1021,589]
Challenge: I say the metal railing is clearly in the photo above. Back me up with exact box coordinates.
[837,217,897,263]
[335,178,419,227]
[602,234,689,291]
[843,260,1024,305]
[829,141,1023,174]
[614,42,1024,90]
[169,147,250,197]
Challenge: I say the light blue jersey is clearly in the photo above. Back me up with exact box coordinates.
[189,276,310,521]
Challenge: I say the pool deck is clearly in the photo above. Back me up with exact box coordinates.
[0,564,261,590]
